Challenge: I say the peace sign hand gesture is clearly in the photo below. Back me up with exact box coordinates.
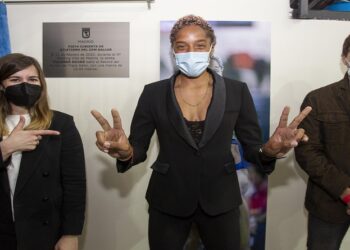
[261,106,312,158]
[91,109,133,160]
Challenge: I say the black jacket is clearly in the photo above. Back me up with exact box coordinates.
[0,110,86,250]
[118,70,275,217]
[295,74,350,223]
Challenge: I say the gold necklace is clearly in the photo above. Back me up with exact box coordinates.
[178,74,211,107]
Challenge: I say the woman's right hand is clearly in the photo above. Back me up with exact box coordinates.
[0,115,60,161]
[91,109,132,160]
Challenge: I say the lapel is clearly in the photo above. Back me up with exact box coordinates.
[335,74,350,117]
[0,170,10,195]
[198,70,226,148]
[0,137,11,195]
[166,69,226,149]
[167,72,198,149]
[14,133,50,198]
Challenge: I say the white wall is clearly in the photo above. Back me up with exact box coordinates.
[6,0,350,249]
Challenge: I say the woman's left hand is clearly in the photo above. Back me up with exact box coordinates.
[54,235,78,250]
[262,106,312,158]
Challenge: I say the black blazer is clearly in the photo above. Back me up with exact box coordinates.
[0,111,86,250]
[118,70,275,217]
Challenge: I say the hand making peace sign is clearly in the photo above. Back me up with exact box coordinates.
[91,109,133,160]
[262,106,312,158]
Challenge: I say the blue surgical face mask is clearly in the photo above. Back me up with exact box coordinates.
[174,46,212,78]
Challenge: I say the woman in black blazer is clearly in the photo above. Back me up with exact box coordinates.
[0,53,86,250]
[92,15,311,249]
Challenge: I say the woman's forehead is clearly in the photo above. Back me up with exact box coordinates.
[175,25,209,42]
[9,65,39,77]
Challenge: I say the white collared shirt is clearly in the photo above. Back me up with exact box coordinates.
[5,114,31,220]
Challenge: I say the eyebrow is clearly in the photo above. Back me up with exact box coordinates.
[195,39,208,43]
[8,75,39,78]
[175,40,209,46]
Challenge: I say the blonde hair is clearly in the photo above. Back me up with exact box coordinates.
[0,53,52,136]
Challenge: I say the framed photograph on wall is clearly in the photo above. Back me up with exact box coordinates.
[290,0,350,20]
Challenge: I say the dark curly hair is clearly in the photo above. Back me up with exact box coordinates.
[170,15,216,48]
[342,34,350,57]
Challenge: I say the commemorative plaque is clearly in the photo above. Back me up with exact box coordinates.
[43,22,129,77]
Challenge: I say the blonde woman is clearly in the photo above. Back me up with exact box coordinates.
[0,53,86,250]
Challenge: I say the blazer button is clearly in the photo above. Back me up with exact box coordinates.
[43,220,49,225]
[42,171,49,177]
[42,197,49,202]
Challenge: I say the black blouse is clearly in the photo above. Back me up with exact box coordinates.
[184,118,205,145]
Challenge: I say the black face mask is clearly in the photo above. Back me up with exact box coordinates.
[4,82,42,107]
